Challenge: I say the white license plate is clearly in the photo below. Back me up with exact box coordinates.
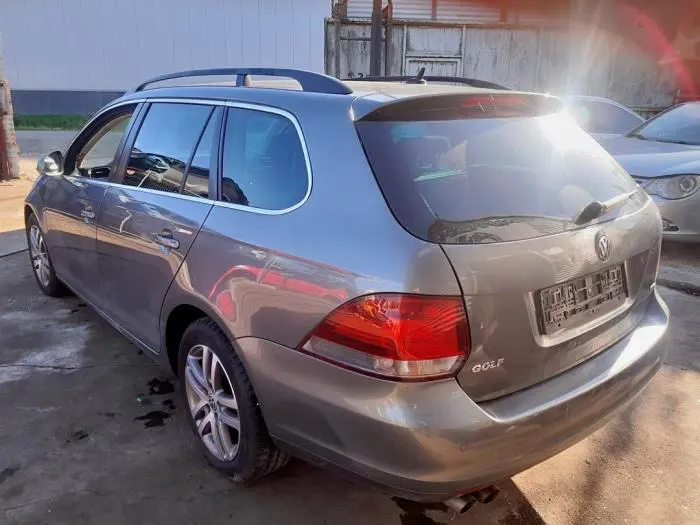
[537,264,627,334]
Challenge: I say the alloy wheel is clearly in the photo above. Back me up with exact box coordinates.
[29,225,51,287]
[185,344,241,461]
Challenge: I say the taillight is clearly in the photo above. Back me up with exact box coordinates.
[298,294,470,381]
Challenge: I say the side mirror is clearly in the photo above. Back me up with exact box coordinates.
[37,151,63,176]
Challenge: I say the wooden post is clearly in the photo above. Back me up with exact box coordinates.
[0,32,20,181]
[566,0,589,95]
[369,0,383,76]
[384,1,393,75]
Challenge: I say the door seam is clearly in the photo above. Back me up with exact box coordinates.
[155,203,216,354]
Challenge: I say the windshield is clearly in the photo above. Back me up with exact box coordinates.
[631,103,700,145]
[357,111,643,244]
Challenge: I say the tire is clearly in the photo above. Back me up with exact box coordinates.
[26,213,69,297]
[178,318,289,481]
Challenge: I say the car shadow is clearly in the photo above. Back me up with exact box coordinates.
[241,458,546,524]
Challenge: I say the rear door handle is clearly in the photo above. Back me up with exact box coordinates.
[155,230,180,250]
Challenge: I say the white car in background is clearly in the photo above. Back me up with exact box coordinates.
[565,95,645,139]
[598,102,700,242]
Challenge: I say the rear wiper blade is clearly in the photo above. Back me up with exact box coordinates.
[654,138,697,146]
[575,190,638,226]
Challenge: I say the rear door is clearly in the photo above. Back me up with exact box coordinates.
[356,93,662,401]
[96,101,222,351]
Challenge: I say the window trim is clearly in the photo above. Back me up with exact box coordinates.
[180,106,215,194]
[111,102,149,185]
[67,97,312,216]
[197,106,224,200]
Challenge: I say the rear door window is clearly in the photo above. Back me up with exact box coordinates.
[124,103,212,193]
[221,107,308,210]
[357,98,641,244]
[183,107,222,199]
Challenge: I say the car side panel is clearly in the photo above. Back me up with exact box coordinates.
[97,187,213,351]
[163,97,460,352]
[167,207,457,351]
[38,174,109,304]
[231,289,666,501]
[25,176,49,227]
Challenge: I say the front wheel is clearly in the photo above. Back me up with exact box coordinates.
[178,318,289,481]
[26,214,68,297]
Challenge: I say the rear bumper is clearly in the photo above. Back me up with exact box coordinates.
[236,290,668,502]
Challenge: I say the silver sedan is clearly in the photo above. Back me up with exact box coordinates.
[564,95,645,140]
[599,102,700,242]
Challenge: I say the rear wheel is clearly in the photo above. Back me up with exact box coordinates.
[26,213,68,297]
[178,318,289,481]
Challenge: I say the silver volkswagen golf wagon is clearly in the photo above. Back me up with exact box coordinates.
[25,68,668,509]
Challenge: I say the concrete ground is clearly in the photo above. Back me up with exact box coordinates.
[15,131,76,156]
[0,249,698,525]
[1,144,699,523]
[660,242,700,293]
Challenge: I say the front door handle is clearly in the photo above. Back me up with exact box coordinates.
[155,230,180,250]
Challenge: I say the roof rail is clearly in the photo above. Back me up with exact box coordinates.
[344,74,510,91]
[129,68,353,95]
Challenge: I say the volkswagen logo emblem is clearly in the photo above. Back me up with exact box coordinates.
[595,233,612,261]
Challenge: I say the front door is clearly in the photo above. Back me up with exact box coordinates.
[42,104,138,305]
[97,102,221,351]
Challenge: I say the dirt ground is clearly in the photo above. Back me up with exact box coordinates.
[0,158,36,234]
[1,154,699,525]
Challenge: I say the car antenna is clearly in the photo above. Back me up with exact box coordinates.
[406,67,427,85]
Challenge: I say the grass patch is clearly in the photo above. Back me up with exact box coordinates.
[14,114,88,131]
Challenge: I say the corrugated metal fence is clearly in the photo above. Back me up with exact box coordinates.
[325,19,678,110]
[345,0,569,26]
[348,0,432,20]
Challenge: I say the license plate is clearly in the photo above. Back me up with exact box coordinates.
[537,264,627,335]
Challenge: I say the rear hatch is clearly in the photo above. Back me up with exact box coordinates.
[356,92,662,401]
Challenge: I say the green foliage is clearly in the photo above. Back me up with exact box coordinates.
[13,114,88,131]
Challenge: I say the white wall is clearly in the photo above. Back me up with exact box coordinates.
[0,0,330,91]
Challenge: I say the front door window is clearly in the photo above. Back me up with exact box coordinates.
[68,108,135,179]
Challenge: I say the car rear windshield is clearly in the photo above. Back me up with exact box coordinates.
[356,96,642,244]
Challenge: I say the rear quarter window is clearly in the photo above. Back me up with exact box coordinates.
[221,107,309,211]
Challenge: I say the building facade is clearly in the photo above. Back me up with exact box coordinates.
[1,0,695,114]
[0,0,331,114]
